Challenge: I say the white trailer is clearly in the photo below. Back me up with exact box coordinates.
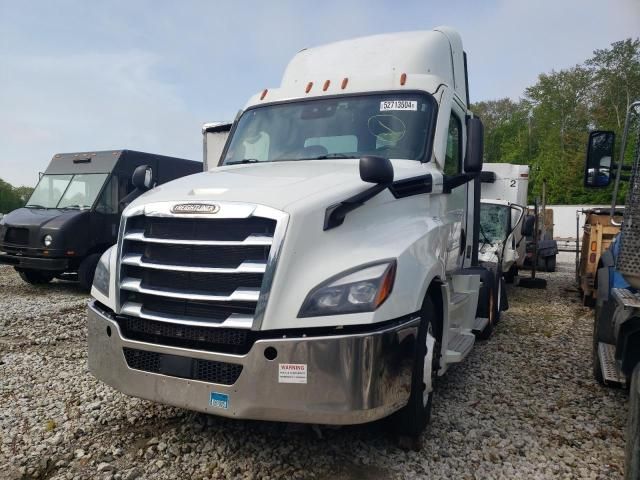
[87,27,492,437]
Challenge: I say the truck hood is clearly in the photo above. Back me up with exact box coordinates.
[1,207,88,230]
[130,159,431,213]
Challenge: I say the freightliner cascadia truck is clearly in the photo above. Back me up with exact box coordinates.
[87,27,490,437]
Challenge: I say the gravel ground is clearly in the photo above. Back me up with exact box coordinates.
[0,254,628,479]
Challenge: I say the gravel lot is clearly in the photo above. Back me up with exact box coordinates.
[0,254,629,479]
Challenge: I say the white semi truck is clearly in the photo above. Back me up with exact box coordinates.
[87,27,490,436]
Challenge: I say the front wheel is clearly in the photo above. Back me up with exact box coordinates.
[625,363,640,480]
[392,296,441,437]
[78,253,101,291]
[17,269,54,285]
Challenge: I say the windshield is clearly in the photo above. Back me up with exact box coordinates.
[26,173,109,209]
[222,93,435,165]
[480,203,510,245]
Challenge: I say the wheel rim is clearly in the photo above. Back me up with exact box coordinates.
[423,324,436,407]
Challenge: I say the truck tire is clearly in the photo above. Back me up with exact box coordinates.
[78,253,101,291]
[625,363,640,480]
[17,270,54,285]
[476,271,499,340]
[392,296,441,437]
[504,265,517,284]
[592,313,606,386]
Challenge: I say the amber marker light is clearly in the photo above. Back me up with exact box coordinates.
[323,80,330,91]
[400,73,407,85]
[341,77,348,89]
[374,262,396,308]
[260,89,268,100]
[305,82,313,93]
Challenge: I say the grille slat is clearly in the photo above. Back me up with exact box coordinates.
[123,347,243,384]
[4,228,29,245]
[128,216,276,241]
[119,211,278,327]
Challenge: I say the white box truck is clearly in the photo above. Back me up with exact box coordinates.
[87,27,490,436]
[479,163,529,281]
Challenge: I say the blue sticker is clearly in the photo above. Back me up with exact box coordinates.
[210,392,229,409]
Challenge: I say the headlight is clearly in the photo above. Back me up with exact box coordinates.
[43,234,53,247]
[92,247,113,296]
[298,261,396,317]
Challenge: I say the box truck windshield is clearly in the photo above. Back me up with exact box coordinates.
[222,92,436,165]
[26,173,109,209]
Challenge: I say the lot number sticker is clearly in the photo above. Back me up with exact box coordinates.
[279,363,307,384]
[210,391,229,409]
[380,100,417,111]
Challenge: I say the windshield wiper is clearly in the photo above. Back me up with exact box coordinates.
[60,205,88,210]
[25,204,47,209]
[303,154,359,160]
[225,158,261,165]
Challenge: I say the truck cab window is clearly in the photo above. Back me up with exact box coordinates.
[222,93,436,164]
[444,114,462,176]
[95,176,119,214]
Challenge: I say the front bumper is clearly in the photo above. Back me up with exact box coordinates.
[88,301,418,425]
[0,252,69,271]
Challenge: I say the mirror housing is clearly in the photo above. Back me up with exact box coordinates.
[464,117,484,173]
[132,165,154,191]
[584,130,614,188]
[360,156,394,185]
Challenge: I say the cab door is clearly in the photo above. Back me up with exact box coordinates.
[442,109,468,272]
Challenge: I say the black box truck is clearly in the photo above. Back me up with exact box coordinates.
[0,150,201,289]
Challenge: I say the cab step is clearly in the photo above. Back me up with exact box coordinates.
[598,342,626,385]
[472,317,489,333]
[612,288,640,309]
[445,333,475,364]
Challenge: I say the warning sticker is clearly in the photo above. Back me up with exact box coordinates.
[278,363,308,384]
[380,100,417,111]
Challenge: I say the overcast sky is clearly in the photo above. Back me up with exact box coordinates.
[1,0,638,187]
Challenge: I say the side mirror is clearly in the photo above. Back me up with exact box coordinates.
[360,156,394,185]
[584,130,614,188]
[464,117,484,173]
[521,214,535,237]
[132,165,154,191]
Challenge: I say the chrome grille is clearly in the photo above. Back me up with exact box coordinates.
[117,203,287,330]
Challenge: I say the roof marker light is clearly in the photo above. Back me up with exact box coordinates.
[400,73,407,86]
[341,77,348,89]
[323,80,330,91]
[260,89,268,100]
[305,82,313,93]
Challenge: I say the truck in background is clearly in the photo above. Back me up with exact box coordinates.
[577,207,623,307]
[0,150,201,290]
[87,27,494,438]
[202,122,232,170]
[585,101,640,479]
[474,163,527,336]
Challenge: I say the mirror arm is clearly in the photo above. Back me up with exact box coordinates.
[324,184,387,230]
[443,173,474,193]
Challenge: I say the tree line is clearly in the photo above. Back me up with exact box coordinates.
[472,38,640,205]
[0,179,33,214]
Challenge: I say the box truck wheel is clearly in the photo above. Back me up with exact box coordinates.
[625,362,640,480]
[392,296,441,438]
[17,269,54,285]
[78,253,101,292]
[504,265,517,284]
[544,255,556,273]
